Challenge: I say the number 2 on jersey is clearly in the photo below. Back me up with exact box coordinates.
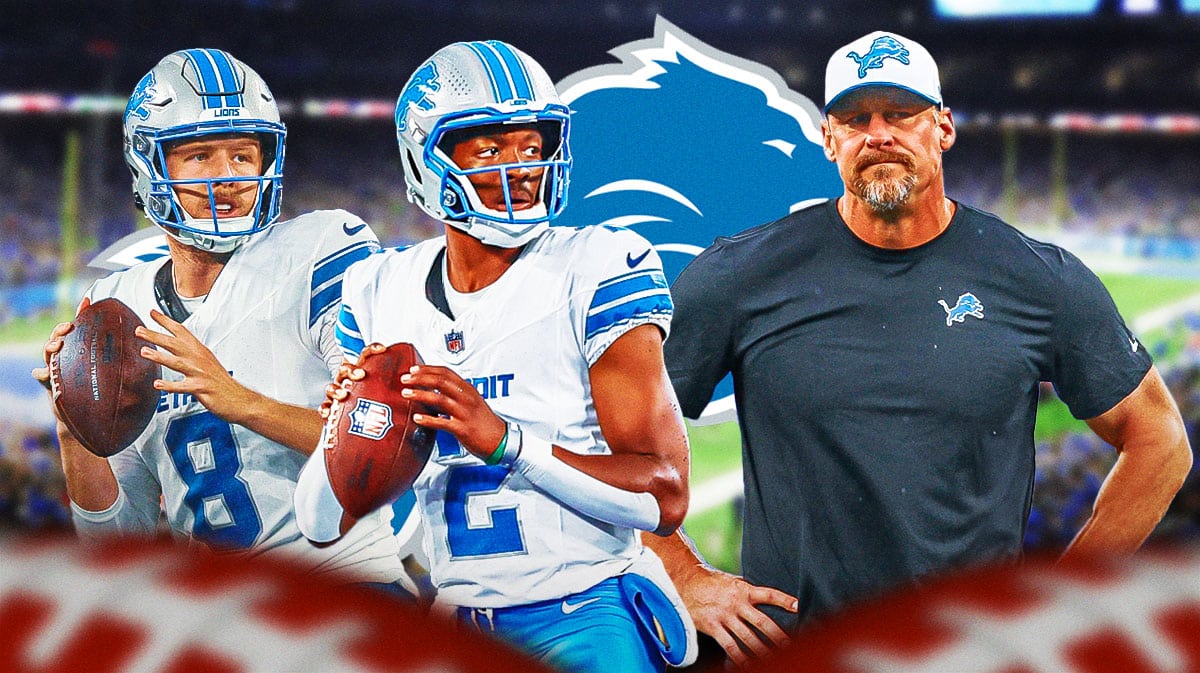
[165,411,262,549]
[438,431,526,558]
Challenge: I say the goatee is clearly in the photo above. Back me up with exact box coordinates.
[851,152,918,219]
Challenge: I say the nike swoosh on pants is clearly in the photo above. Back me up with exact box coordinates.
[561,597,602,614]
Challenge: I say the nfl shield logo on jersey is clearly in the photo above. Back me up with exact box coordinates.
[348,399,393,440]
[445,330,465,354]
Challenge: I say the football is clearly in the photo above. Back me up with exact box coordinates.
[0,535,556,672]
[322,342,435,533]
[49,298,159,457]
[759,550,1200,673]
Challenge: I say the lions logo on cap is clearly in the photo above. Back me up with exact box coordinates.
[847,35,912,79]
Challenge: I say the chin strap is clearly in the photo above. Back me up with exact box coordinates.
[170,227,249,253]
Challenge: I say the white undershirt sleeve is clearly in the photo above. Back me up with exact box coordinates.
[294,447,349,544]
[509,426,662,531]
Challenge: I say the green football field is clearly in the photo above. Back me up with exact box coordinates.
[679,271,1200,572]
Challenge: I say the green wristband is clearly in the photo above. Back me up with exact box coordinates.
[484,428,508,466]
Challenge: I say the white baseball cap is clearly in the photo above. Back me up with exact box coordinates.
[824,31,942,113]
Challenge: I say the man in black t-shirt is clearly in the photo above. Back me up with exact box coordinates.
[643,30,1193,667]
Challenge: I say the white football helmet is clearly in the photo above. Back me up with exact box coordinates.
[395,41,571,248]
[123,48,285,252]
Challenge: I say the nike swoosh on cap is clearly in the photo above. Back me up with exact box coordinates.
[343,222,368,235]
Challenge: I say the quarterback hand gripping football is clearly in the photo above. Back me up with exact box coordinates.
[47,297,160,457]
[298,343,435,542]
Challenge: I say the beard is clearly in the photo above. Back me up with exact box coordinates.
[851,153,918,219]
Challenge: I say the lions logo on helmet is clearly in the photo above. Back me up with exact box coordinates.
[396,62,440,134]
[123,48,286,253]
[125,71,163,122]
[394,41,571,248]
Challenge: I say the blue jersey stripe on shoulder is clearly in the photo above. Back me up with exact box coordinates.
[309,282,344,328]
[585,293,673,341]
[135,251,169,263]
[313,239,377,274]
[596,268,662,289]
[589,270,668,313]
[312,241,375,293]
[338,335,365,361]
[337,303,361,337]
[335,305,365,359]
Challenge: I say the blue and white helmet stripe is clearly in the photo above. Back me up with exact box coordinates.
[182,48,245,110]
[463,42,509,103]
[489,41,534,100]
[462,40,535,103]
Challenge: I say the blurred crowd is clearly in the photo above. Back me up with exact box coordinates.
[946,131,1200,240]
[1025,350,1200,550]
[1,121,1198,554]
[0,419,70,533]
[3,123,1199,304]
[0,127,70,290]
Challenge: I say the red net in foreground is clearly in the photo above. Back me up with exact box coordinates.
[755,547,1200,673]
[0,534,551,673]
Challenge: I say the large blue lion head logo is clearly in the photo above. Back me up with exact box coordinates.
[554,17,841,422]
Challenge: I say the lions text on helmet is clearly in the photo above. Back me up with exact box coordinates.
[394,41,571,248]
[123,48,285,253]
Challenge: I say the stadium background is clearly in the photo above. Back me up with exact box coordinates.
[1,0,1199,573]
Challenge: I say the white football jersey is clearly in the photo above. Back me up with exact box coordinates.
[72,210,405,583]
[336,225,673,607]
